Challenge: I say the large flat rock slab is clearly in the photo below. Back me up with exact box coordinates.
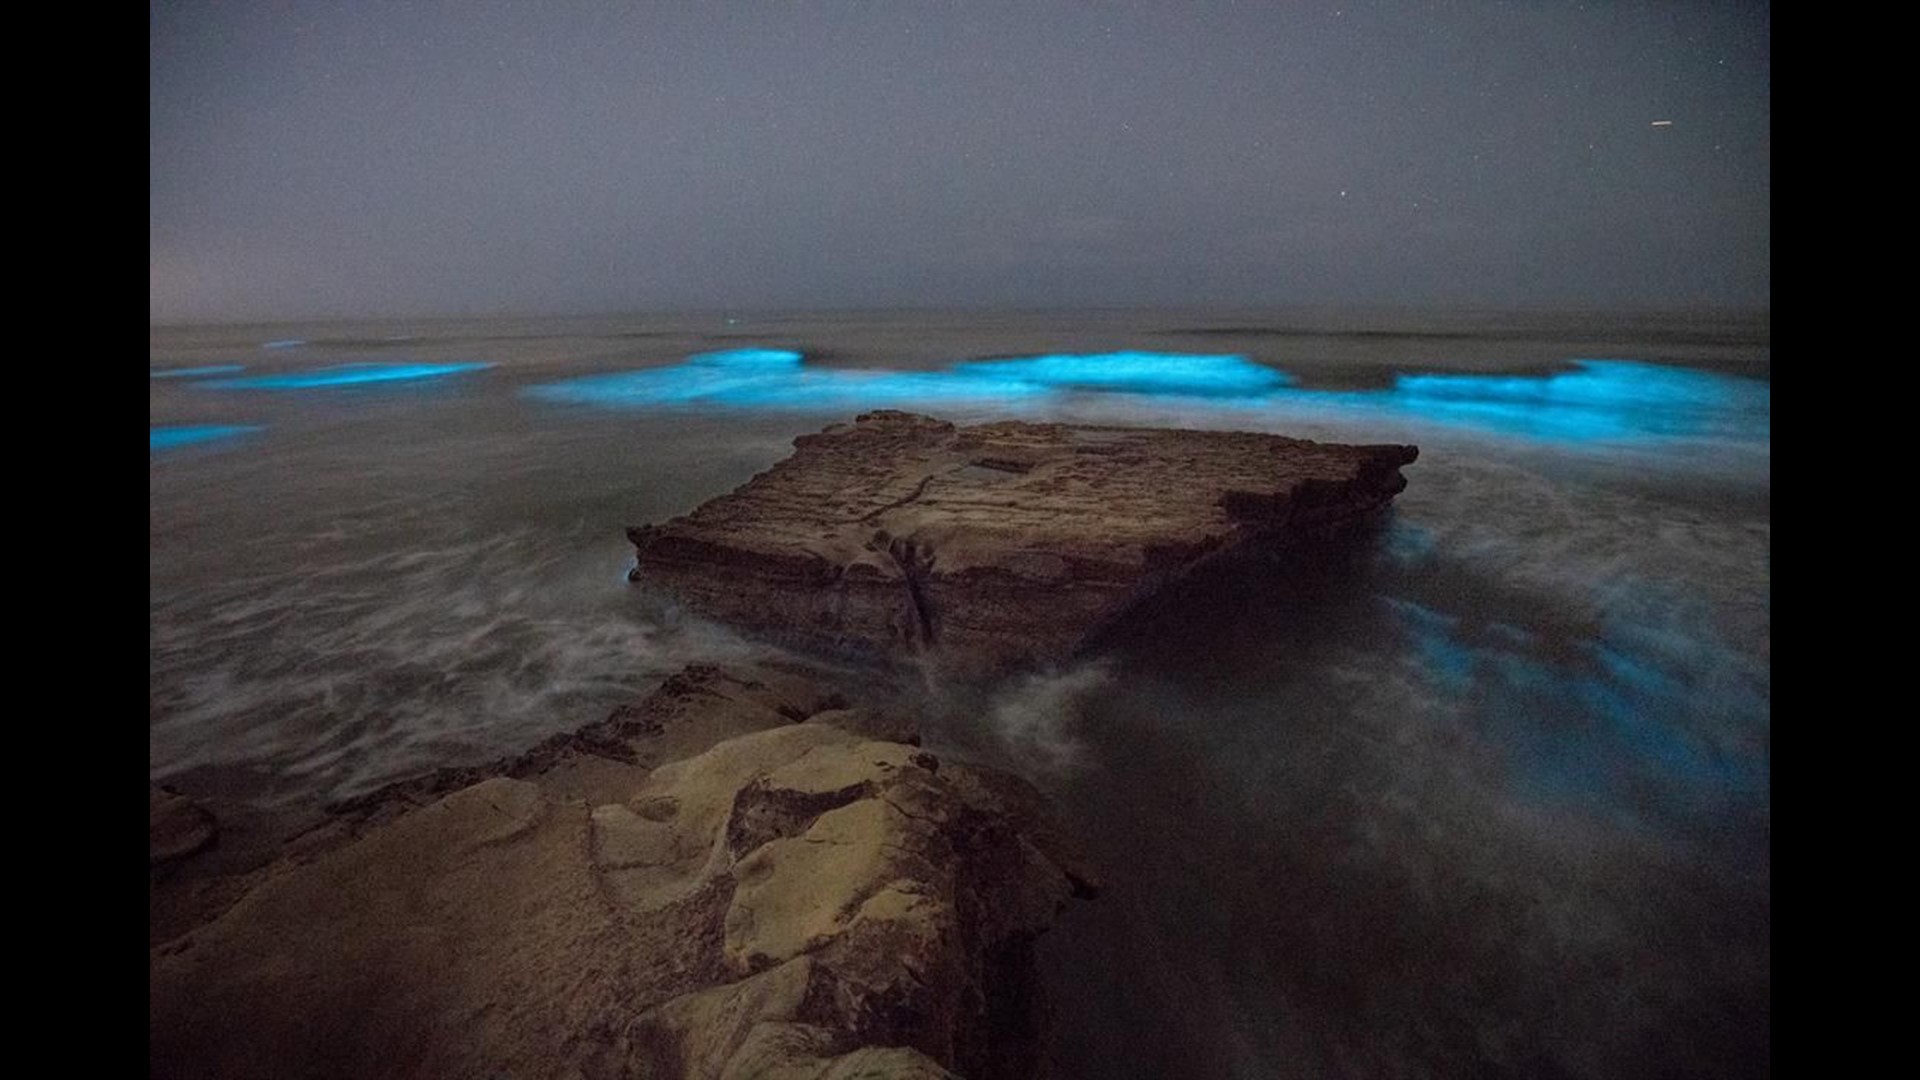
[629,410,1418,671]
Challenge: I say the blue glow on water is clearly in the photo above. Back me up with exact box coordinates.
[1382,522,1439,566]
[1382,597,1476,691]
[526,349,1767,447]
[1381,592,1768,812]
[952,351,1293,397]
[261,339,306,349]
[151,365,245,379]
[150,425,263,451]
[203,362,493,389]
[525,349,1041,410]
[1381,361,1771,442]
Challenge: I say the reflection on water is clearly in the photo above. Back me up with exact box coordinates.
[1377,585,1767,815]
[985,488,1767,1080]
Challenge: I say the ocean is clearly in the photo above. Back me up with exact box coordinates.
[150,309,1769,1079]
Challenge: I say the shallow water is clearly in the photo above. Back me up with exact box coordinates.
[150,308,1768,1078]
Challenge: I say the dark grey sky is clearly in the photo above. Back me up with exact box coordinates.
[150,1,1769,322]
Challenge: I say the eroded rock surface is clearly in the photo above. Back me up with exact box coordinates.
[151,665,1091,1080]
[629,410,1417,671]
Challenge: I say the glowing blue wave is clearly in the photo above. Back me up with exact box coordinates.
[952,351,1294,397]
[527,348,1290,411]
[151,365,246,379]
[203,362,493,389]
[525,348,1767,445]
[1380,591,1767,810]
[151,425,263,451]
[1380,361,1771,441]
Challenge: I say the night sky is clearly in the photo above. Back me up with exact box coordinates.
[150,1,1769,322]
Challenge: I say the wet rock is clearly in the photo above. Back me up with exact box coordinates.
[629,410,1417,672]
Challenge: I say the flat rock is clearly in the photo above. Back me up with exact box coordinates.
[629,410,1417,672]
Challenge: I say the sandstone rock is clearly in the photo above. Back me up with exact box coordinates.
[325,662,873,824]
[151,666,1088,1080]
[629,410,1417,672]
[616,724,1088,1079]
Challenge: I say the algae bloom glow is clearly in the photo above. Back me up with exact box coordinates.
[204,362,494,389]
[527,349,1767,446]
[150,425,264,452]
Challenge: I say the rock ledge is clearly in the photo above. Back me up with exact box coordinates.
[630,411,1417,671]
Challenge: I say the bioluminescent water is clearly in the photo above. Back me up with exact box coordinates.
[203,361,493,389]
[151,364,246,379]
[950,350,1296,397]
[526,348,1768,449]
[151,424,263,451]
[1373,576,1766,814]
[523,348,1039,410]
[151,310,1768,1080]
[1383,360,1771,441]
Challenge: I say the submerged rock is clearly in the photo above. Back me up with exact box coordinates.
[151,665,1092,1080]
[629,410,1417,672]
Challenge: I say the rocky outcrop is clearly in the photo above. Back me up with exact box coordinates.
[613,723,1093,1079]
[321,663,908,828]
[151,665,1093,1080]
[629,411,1417,672]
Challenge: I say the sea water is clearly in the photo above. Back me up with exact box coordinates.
[149,309,1768,1079]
